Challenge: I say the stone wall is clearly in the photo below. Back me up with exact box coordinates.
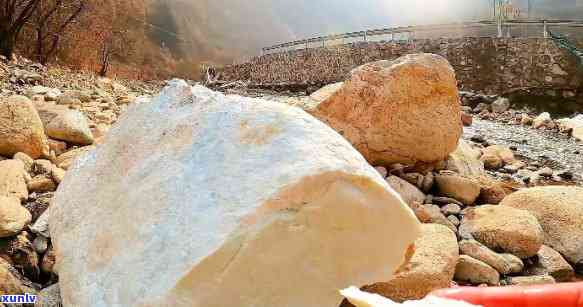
[219,38,583,96]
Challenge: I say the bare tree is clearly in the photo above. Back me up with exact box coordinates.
[30,0,86,64]
[0,0,41,58]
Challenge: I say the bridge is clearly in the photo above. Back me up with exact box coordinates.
[217,19,583,110]
[260,20,583,55]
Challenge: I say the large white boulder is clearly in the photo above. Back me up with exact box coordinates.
[50,81,421,307]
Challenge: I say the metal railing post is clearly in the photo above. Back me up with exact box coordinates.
[543,20,548,38]
[364,31,367,42]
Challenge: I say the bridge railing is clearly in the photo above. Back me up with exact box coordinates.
[261,20,583,55]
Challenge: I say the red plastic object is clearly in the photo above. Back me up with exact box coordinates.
[430,282,583,307]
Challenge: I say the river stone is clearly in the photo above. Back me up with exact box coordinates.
[411,203,456,232]
[501,186,583,264]
[481,145,515,167]
[446,140,485,178]
[558,115,583,141]
[362,224,459,302]
[55,146,95,170]
[13,152,34,173]
[506,275,556,286]
[310,53,462,165]
[0,95,49,159]
[435,171,481,205]
[45,110,94,145]
[36,283,62,307]
[0,159,28,201]
[533,112,552,129]
[49,81,421,307]
[455,255,500,286]
[386,175,425,206]
[459,205,543,258]
[526,245,574,282]
[459,240,523,275]
[0,258,35,296]
[491,97,510,113]
[0,197,32,237]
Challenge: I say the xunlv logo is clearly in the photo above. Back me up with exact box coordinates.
[0,294,37,304]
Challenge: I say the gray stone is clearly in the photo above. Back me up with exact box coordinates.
[441,203,462,215]
[35,283,62,307]
[32,235,49,254]
[491,97,510,113]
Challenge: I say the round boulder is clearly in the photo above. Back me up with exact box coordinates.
[0,197,32,238]
[435,171,481,205]
[311,53,462,165]
[501,186,583,264]
[362,224,459,302]
[0,96,49,159]
[46,110,94,145]
[459,205,544,258]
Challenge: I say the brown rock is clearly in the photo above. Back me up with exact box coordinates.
[506,275,555,286]
[27,176,57,193]
[0,258,35,295]
[0,96,49,159]
[435,171,481,205]
[526,245,574,282]
[459,240,523,275]
[477,180,507,205]
[311,53,462,165]
[461,112,473,126]
[55,146,95,170]
[0,160,28,201]
[41,246,56,275]
[446,140,485,178]
[386,176,425,206]
[0,232,39,279]
[481,154,503,170]
[482,145,515,165]
[0,197,31,238]
[362,224,459,302]
[455,255,500,286]
[48,139,67,156]
[501,186,583,264]
[412,203,457,232]
[32,159,54,176]
[459,205,544,258]
[50,167,66,185]
[13,152,34,173]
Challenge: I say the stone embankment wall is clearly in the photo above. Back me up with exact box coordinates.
[219,38,583,98]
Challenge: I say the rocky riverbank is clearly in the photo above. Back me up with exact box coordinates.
[0,53,582,306]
